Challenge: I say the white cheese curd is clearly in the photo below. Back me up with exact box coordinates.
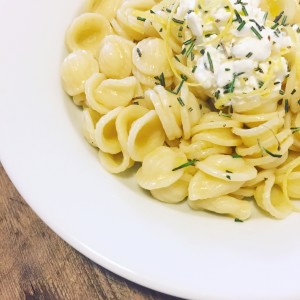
[231,37,271,61]
[179,0,291,100]
[187,12,203,38]
[212,7,231,24]
[176,0,196,18]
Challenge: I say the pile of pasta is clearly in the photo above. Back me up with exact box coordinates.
[61,0,300,220]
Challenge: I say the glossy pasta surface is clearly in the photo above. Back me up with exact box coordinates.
[61,0,300,221]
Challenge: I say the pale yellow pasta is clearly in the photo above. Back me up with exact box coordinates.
[98,150,134,174]
[150,173,192,203]
[275,155,300,210]
[94,76,138,109]
[73,93,87,106]
[132,38,173,77]
[179,140,232,161]
[62,0,300,221]
[61,50,99,96]
[189,196,252,221]
[85,73,109,114]
[82,107,102,146]
[136,146,187,190]
[98,35,135,79]
[86,0,123,20]
[95,106,123,154]
[132,37,174,88]
[145,88,182,140]
[189,170,243,201]
[115,105,149,152]
[197,155,257,182]
[66,13,113,56]
[86,74,137,113]
[127,110,165,161]
[254,173,293,219]
[116,0,157,41]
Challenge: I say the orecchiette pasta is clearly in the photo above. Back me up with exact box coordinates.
[62,0,300,221]
[66,13,113,56]
[61,50,99,96]
[98,35,135,79]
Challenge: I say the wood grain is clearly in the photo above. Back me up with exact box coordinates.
[0,164,182,300]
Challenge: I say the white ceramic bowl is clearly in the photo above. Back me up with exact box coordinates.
[1,1,300,299]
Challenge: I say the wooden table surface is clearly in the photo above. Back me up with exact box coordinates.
[0,164,181,300]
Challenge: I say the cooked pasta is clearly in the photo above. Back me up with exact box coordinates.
[61,0,300,221]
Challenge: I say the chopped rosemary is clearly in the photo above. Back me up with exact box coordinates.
[220,112,232,118]
[177,96,185,106]
[150,9,155,14]
[242,5,248,16]
[234,10,243,23]
[183,38,196,45]
[250,19,263,31]
[226,175,232,180]
[207,52,214,73]
[185,42,195,58]
[172,18,184,24]
[285,99,289,113]
[174,55,180,62]
[232,154,242,158]
[154,72,165,87]
[274,11,284,24]
[237,21,246,31]
[192,65,197,73]
[246,52,253,58]
[291,127,300,133]
[251,26,263,39]
[137,16,146,22]
[281,15,287,26]
[235,218,244,223]
[258,80,264,88]
[172,159,198,171]
[136,48,142,57]
[264,148,282,158]
[291,89,297,95]
[271,23,279,30]
[258,139,282,158]
[263,12,268,25]
[279,89,285,95]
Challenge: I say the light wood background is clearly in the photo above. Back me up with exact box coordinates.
[0,164,182,300]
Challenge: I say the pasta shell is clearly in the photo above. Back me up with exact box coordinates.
[98,150,134,174]
[66,13,113,57]
[254,173,293,219]
[94,76,137,109]
[132,38,173,77]
[151,173,192,203]
[197,155,257,182]
[86,0,123,21]
[95,106,124,154]
[127,110,166,161]
[83,107,102,147]
[85,73,109,114]
[61,50,99,96]
[98,35,135,79]
[189,196,252,221]
[115,105,149,152]
[189,170,243,201]
[136,146,187,190]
